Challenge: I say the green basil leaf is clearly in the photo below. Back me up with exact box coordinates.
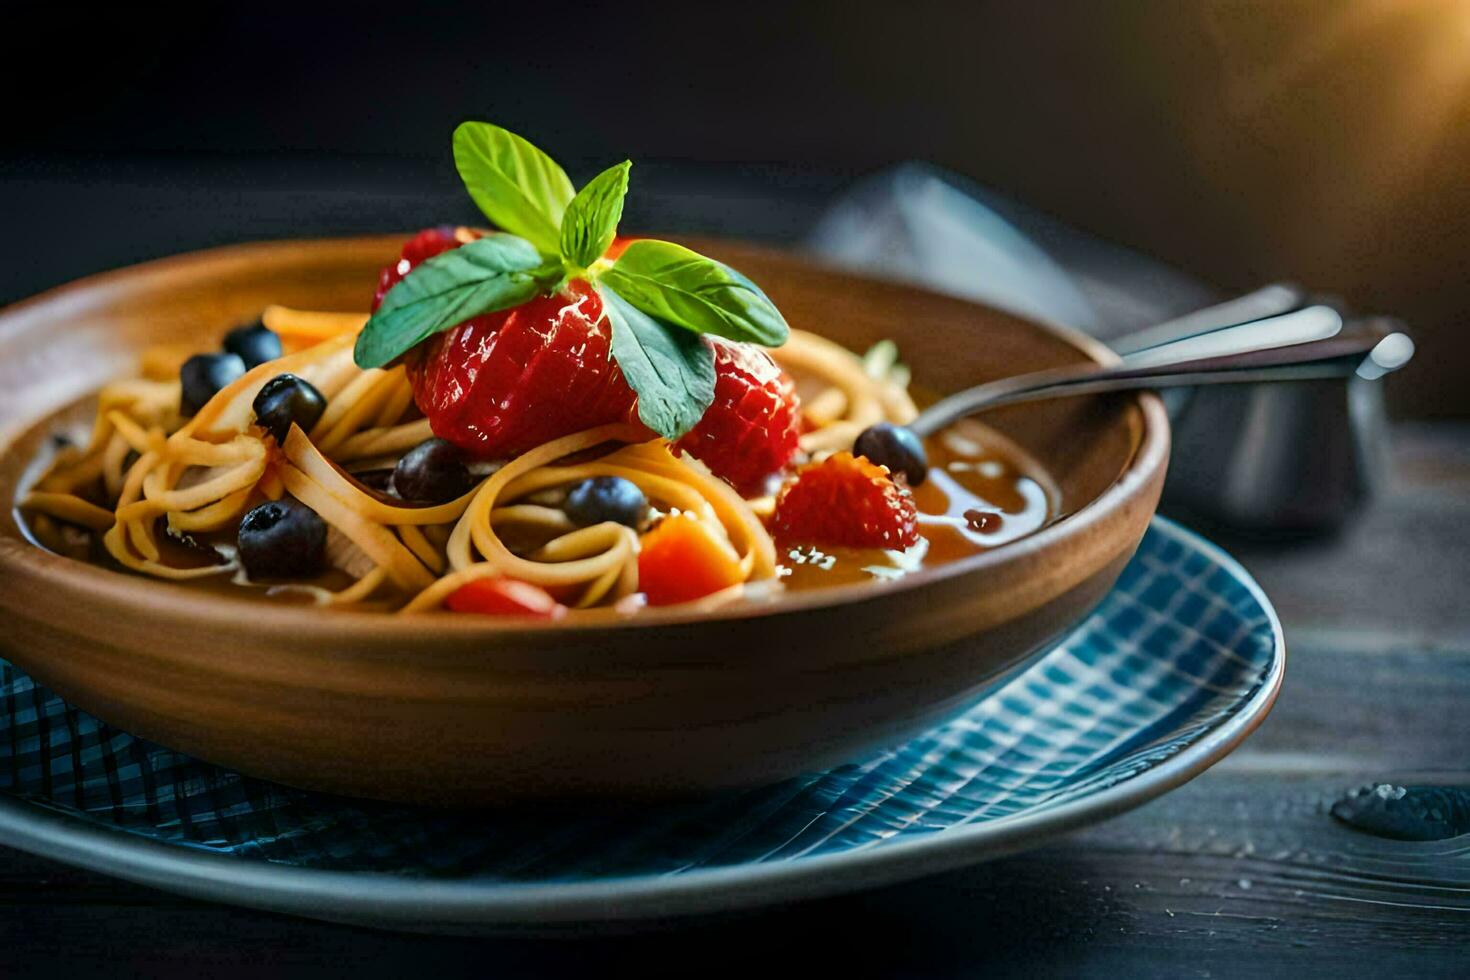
[600,239,789,347]
[354,234,547,369]
[452,121,576,256]
[560,160,631,271]
[600,285,716,440]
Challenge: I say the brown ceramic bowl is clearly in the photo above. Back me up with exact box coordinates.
[0,237,1168,805]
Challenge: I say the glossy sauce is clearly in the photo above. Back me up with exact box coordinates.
[778,418,1057,591]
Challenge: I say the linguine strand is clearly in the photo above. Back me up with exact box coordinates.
[22,308,910,615]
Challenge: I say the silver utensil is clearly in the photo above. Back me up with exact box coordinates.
[1109,282,1308,355]
[1102,286,1420,536]
[909,306,1412,437]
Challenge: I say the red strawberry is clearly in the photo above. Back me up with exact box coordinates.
[373,226,469,311]
[674,339,801,494]
[375,229,635,459]
[378,230,800,483]
[408,280,641,458]
[771,452,919,550]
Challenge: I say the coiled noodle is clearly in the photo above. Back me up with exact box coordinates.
[22,305,914,613]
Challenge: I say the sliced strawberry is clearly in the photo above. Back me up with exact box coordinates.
[378,229,634,459]
[674,339,801,494]
[409,281,640,458]
[771,452,919,550]
[373,226,469,311]
[378,229,799,480]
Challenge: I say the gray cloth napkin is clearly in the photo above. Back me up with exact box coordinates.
[804,163,1216,342]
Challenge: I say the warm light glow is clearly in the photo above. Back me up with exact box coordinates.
[1195,0,1470,259]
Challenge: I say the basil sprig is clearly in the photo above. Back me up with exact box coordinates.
[600,286,716,439]
[452,122,574,256]
[352,121,793,439]
[600,240,789,347]
[560,161,630,272]
[354,234,553,369]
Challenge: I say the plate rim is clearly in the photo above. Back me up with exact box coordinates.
[0,515,1285,928]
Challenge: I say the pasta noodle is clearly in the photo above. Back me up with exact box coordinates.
[772,330,918,454]
[20,305,915,614]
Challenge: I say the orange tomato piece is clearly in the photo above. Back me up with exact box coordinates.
[638,514,745,606]
[444,577,565,619]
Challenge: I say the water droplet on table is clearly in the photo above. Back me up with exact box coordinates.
[1330,783,1470,841]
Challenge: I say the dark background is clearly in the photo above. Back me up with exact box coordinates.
[3,0,1468,414]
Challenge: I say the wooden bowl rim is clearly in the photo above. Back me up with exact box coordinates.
[0,236,1170,639]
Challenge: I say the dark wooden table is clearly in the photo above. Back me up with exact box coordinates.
[2,421,1465,979]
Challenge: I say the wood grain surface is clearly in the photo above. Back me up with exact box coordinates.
[2,422,1466,978]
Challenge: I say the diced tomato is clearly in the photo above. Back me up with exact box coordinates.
[444,577,565,619]
[637,514,745,606]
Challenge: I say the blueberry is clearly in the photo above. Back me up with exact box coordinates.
[393,439,473,503]
[237,500,327,580]
[252,373,327,445]
[352,469,396,492]
[180,352,246,416]
[223,319,283,369]
[854,422,929,486]
[564,476,649,530]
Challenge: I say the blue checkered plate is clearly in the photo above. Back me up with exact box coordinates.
[0,517,1282,931]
